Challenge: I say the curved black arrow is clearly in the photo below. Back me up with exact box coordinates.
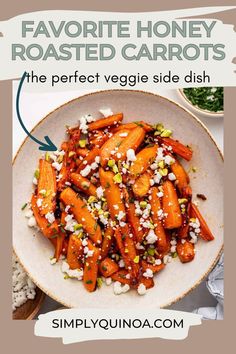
[16,72,57,151]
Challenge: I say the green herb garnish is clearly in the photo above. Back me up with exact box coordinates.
[183,87,223,112]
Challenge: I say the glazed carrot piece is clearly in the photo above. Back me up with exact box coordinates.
[100,129,130,167]
[88,113,123,131]
[176,240,195,263]
[77,147,100,173]
[159,137,193,161]
[150,187,169,253]
[190,203,214,241]
[31,194,58,238]
[138,277,154,289]
[99,168,126,220]
[114,126,146,161]
[60,187,102,245]
[67,234,83,269]
[89,131,109,148]
[111,269,131,285]
[54,211,67,261]
[123,233,140,280]
[70,173,97,196]
[129,146,158,178]
[170,159,190,193]
[99,257,119,277]
[124,195,145,243]
[112,121,153,133]
[37,159,57,215]
[141,260,165,274]
[76,148,89,158]
[132,171,151,198]
[83,240,100,292]
[101,225,114,259]
[162,181,182,229]
[61,141,68,151]
[114,227,132,269]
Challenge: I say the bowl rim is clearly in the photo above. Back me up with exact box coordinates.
[13,89,224,309]
[178,88,224,118]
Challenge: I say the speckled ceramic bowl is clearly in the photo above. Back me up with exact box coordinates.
[13,90,223,309]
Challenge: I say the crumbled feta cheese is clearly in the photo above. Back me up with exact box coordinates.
[113,281,130,295]
[61,261,83,280]
[137,283,147,296]
[65,205,71,213]
[154,259,162,266]
[28,216,37,227]
[52,162,62,172]
[164,155,175,165]
[79,114,95,134]
[168,172,176,181]
[82,238,88,246]
[25,209,33,218]
[36,198,43,208]
[96,186,104,199]
[157,191,163,198]
[105,277,112,286]
[126,149,136,162]
[45,212,55,224]
[153,172,162,184]
[143,268,153,278]
[113,204,119,210]
[117,210,126,221]
[146,229,158,244]
[119,132,128,137]
[91,162,98,170]
[65,181,71,186]
[116,153,121,158]
[99,108,113,117]
[50,257,57,265]
[80,165,92,177]
[95,156,100,164]
[118,259,125,268]
[150,163,158,170]
[33,177,38,185]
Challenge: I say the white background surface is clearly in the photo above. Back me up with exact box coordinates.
[12,82,223,313]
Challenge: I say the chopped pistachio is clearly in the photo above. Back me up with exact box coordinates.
[88,196,97,204]
[81,181,90,189]
[34,169,40,179]
[155,123,164,131]
[190,218,196,223]
[103,211,109,218]
[192,167,197,173]
[68,151,76,158]
[158,160,165,169]
[159,168,168,176]
[112,164,119,174]
[45,152,50,161]
[108,159,115,167]
[140,201,147,209]
[172,252,178,258]
[113,173,122,184]
[74,223,83,231]
[79,140,87,148]
[160,129,172,138]
[21,202,28,211]
[124,248,129,253]
[133,255,140,263]
[147,248,155,256]
[123,163,129,169]
[64,274,70,279]
[178,198,188,204]
[97,277,103,288]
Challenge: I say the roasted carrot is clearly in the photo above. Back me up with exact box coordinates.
[162,181,182,229]
[83,240,100,292]
[138,277,154,289]
[100,129,130,167]
[129,146,158,178]
[132,171,151,198]
[101,226,114,259]
[159,137,193,161]
[113,227,132,269]
[70,173,97,196]
[31,194,58,238]
[170,159,190,193]
[99,168,126,221]
[150,187,169,253]
[190,203,214,241]
[114,126,146,161]
[54,211,66,261]
[112,121,153,133]
[141,260,165,274]
[76,148,89,158]
[124,192,145,243]
[89,130,109,148]
[111,269,131,285]
[176,240,195,263]
[123,231,140,280]
[88,113,123,131]
[37,159,57,215]
[77,147,100,173]
[99,257,119,277]
[67,234,83,269]
[60,187,102,245]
